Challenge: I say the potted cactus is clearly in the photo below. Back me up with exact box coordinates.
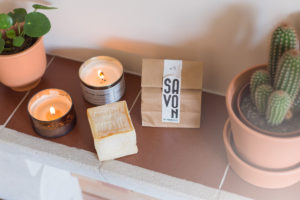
[225,24,300,188]
[0,4,56,91]
[239,49,300,131]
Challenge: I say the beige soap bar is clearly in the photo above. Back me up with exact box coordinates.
[87,101,138,161]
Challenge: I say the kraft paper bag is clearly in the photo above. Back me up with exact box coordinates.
[141,59,203,128]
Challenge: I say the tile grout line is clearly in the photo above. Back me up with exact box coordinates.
[2,55,56,129]
[214,163,230,199]
[46,56,56,70]
[3,91,30,128]
[218,164,229,190]
[129,89,141,113]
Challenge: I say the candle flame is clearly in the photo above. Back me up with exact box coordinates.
[50,106,56,115]
[97,69,105,80]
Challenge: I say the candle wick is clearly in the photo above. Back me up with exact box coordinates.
[50,106,56,115]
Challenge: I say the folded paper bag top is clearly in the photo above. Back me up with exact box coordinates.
[141,59,203,128]
[87,101,138,161]
[142,59,203,89]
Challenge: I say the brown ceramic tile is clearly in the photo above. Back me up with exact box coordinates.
[6,55,229,189]
[0,86,26,124]
[4,55,300,197]
[118,92,228,189]
[6,56,141,152]
[223,168,300,200]
[0,55,53,125]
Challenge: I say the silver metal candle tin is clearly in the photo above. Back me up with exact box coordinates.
[79,56,125,105]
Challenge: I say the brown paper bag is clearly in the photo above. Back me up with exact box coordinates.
[141,59,203,128]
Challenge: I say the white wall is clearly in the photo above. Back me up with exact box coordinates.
[2,0,300,95]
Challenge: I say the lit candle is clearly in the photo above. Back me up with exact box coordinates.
[46,106,63,121]
[97,69,106,82]
[28,89,76,138]
[79,56,125,105]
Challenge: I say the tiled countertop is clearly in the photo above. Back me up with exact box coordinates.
[0,55,299,200]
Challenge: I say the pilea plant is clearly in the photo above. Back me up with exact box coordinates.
[250,24,300,126]
[0,4,56,54]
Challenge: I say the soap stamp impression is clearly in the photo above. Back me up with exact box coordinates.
[94,106,130,136]
[162,60,182,123]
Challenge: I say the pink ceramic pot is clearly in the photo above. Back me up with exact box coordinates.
[226,64,300,169]
[0,37,46,91]
[223,119,300,189]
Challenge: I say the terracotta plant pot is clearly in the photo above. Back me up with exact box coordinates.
[223,119,300,189]
[226,64,300,170]
[0,37,47,92]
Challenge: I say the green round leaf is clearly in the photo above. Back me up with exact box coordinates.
[24,12,51,37]
[13,36,24,47]
[32,4,57,10]
[6,29,16,39]
[7,12,16,25]
[0,14,13,29]
[10,8,27,23]
[0,38,4,53]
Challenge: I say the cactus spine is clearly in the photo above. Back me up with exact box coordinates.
[266,90,291,125]
[273,50,300,102]
[254,84,273,113]
[268,24,298,84]
[250,70,270,103]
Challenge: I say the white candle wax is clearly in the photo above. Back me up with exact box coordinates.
[79,57,123,87]
[28,89,72,121]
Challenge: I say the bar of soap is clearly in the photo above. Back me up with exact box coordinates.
[87,101,138,161]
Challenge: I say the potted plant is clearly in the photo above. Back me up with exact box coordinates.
[225,24,300,188]
[0,4,56,91]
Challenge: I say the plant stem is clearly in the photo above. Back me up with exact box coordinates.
[18,23,21,35]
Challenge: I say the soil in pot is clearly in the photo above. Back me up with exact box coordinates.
[240,87,300,136]
[1,35,37,55]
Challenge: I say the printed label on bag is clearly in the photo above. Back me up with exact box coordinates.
[162,60,182,123]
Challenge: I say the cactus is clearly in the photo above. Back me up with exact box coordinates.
[250,70,271,103]
[254,84,273,113]
[268,24,298,84]
[273,50,300,102]
[266,90,291,125]
[245,24,300,126]
[293,93,300,111]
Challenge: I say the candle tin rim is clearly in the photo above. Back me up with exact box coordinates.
[27,88,74,123]
[78,56,124,88]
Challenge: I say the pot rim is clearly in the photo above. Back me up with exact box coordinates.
[0,36,42,58]
[226,64,300,140]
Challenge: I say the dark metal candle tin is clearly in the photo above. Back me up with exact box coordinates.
[79,56,125,105]
[28,89,76,138]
